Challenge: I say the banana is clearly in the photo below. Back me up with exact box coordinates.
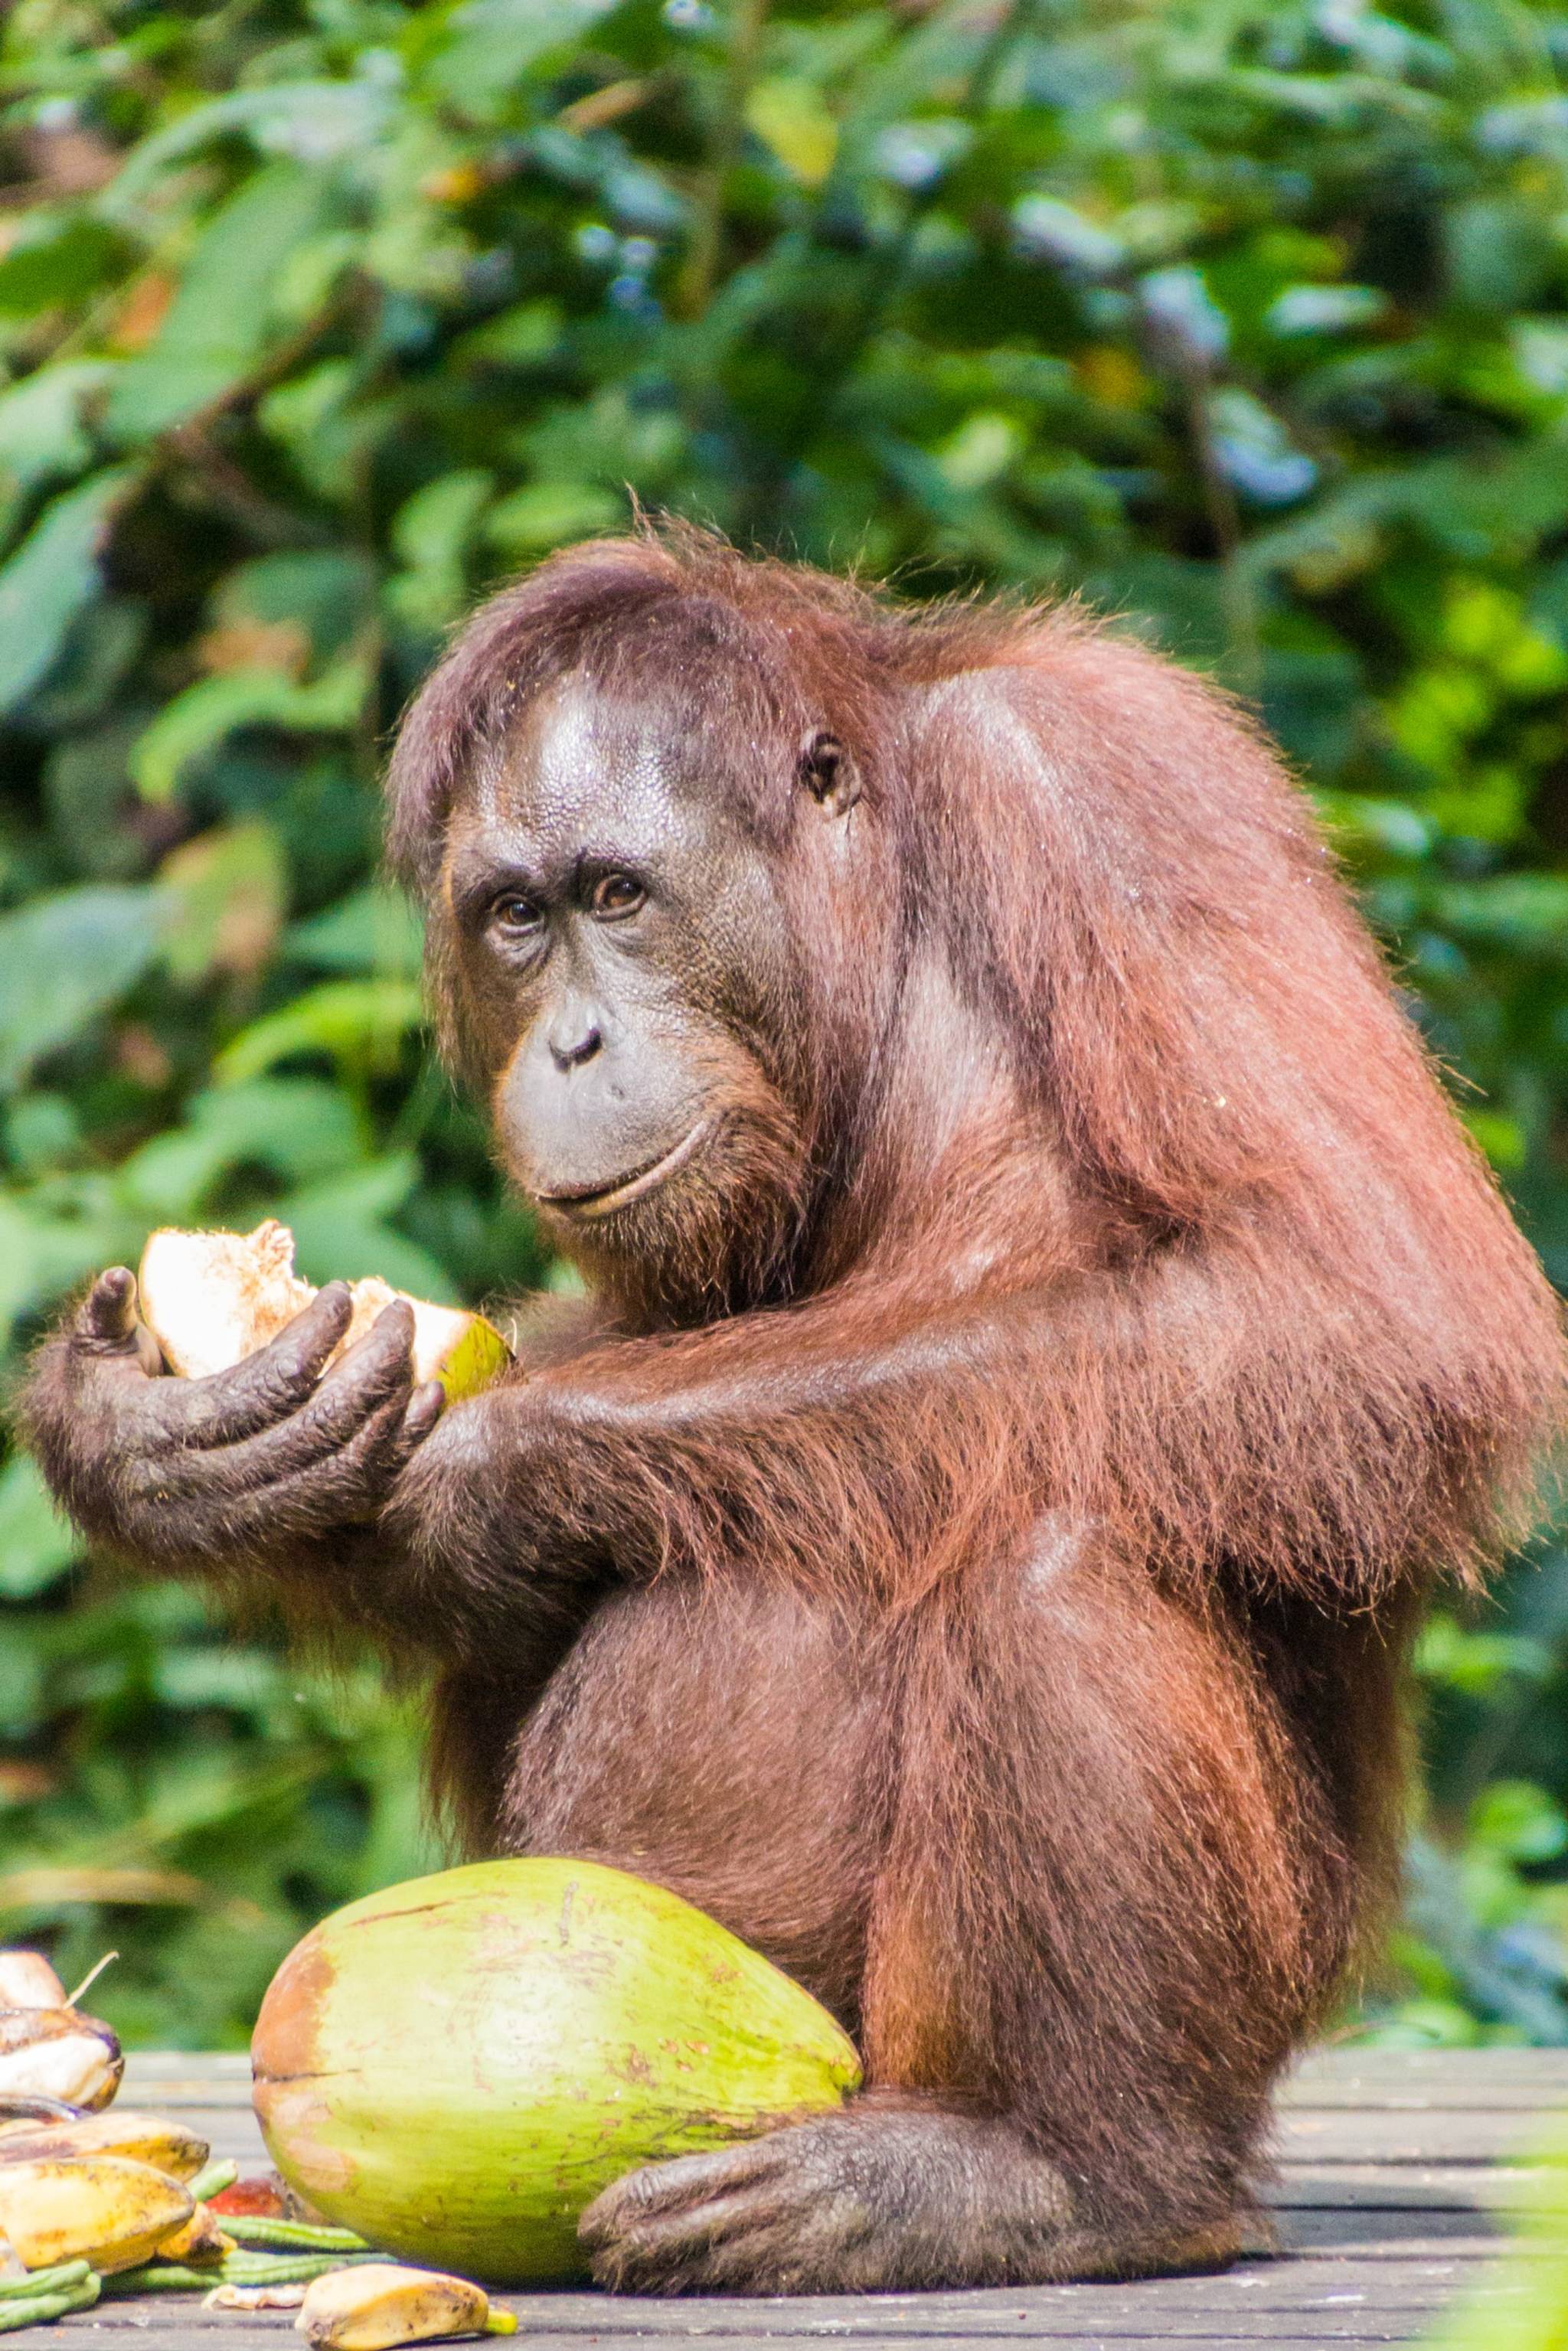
[0,2155,193,2273]
[0,2109,209,2180]
[155,2201,234,2262]
[296,2263,517,2347]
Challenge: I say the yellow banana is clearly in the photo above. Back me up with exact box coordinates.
[0,2156,192,2273]
[296,2262,517,2347]
[155,2202,234,2262]
[0,2110,210,2181]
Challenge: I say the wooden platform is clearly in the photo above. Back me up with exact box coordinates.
[46,2049,1567,2347]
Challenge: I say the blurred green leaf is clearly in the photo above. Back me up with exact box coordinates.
[131,659,367,802]
[484,480,621,558]
[287,887,424,977]
[0,1189,132,1348]
[0,364,114,497]
[387,469,495,627]
[432,0,623,110]
[0,883,164,1093]
[1470,1782,1568,1869]
[0,1455,77,1603]
[284,1154,454,1296]
[106,165,332,442]
[160,821,289,984]
[1432,877,1568,953]
[117,1079,365,1221]
[0,0,1566,2052]
[0,471,136,716]
[213,553,376,668]
[214,978,425,1084]
[0,216,122,318]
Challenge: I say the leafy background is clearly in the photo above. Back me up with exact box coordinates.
[0,0,1566,2051]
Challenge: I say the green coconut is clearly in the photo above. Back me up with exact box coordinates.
[250,1859,861,2285]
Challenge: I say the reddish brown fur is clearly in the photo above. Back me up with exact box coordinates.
[382,528,1563,2261]
[28,524,1565,2288]
[392,528,1558,1609]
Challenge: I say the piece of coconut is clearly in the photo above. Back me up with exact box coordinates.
[137,1223,509,1403]
[336,1276,511,1399]
[139,1223,312,1381]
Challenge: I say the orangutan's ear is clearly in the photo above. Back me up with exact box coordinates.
[798,730,860,818]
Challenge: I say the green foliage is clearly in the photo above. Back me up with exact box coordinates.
[1425,2123,1568,2348]
[0,0,1564,2047]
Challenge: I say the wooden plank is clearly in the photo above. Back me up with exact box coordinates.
[1284,2049,1568,2103]
[439,2281,1505,2333]
[121,2052,253,2101]
[51,2295,1538,2346]
[91,2053,1554,2346]
[1276,2110,1553,2162]
[122,2056,1560,2176]
[57,2292,1510,2341]
[126,2052,1566,2114]
[1269,2166,1546,2216]
[121,2052,266,2173]
[55,2268,1531,2343]
[1278,2209,1514,2258]
[53,2336,1474,2350]
[52,2278,1531,2342]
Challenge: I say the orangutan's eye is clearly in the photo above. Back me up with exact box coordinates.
[490,892,544,937]
[590,873,645,921]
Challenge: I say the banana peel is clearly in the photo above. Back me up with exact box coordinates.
[0,2006,121,2113]
[155,2203,235,2263]
[0,2155,192,2273]
[0,1960,66,2013]
[0,2111,208,2181]
[209,2281,308,2309]
[296,2263,516,2348]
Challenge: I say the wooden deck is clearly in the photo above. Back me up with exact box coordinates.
[47,2049,1568,2347]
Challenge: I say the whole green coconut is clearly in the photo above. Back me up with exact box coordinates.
[251,1858,861,2284]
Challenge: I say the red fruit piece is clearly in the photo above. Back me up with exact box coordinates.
[207,2173,287,2219]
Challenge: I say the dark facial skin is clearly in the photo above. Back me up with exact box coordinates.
[447,681,797,1202]
[438,678,864,1318]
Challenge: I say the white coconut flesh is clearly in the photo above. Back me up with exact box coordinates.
[137,1222,510,1400]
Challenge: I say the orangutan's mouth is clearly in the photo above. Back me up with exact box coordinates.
[536,1120,713,1220]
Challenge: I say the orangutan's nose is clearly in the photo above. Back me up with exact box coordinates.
[547,999,605,1072]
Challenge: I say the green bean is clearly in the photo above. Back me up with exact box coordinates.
[104,2260,289,2296]
[100,2245,387,2298]
[220,2215,370,2251]
[188,2160,238,2203]
[0,2274,100,2330]
[0,2264,90,2301]
[217,2250,384,2285]
[100,2264,216,2294]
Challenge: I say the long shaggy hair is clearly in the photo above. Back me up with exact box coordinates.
[356,522,1568,2252]
[389,523,1563,1611]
